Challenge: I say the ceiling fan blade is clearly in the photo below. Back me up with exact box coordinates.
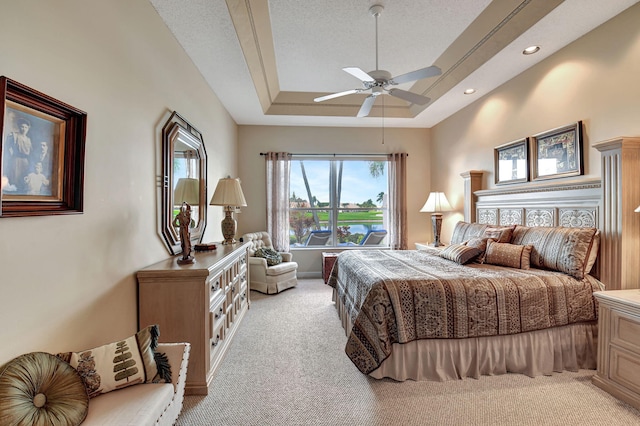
[390,65,441,85]
[357,95,377,117]
[387,89,431,105]
[343,67,375,82]
[314,89,360,102]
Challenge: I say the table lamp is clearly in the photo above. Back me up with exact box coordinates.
[420,192,452,247]
[210,177,247,244]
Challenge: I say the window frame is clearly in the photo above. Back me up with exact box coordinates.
[289,155,389,248]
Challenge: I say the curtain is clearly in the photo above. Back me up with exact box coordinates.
[265,152,291,251]
[388,153,408,250]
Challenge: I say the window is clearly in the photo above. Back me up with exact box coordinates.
[289,156,389,247]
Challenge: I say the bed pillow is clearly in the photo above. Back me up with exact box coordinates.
[450,221,488,244]
[484,240,532,269]
[510,225,598,279]
[254,247,283,266]
[464,237,492,263]
[0,352,89,426]
[481,225,516,243]
[57,324,171,398]
[438,243,482,265]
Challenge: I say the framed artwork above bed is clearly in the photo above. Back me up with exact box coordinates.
[531,121,583,181]
[494,138,529,185]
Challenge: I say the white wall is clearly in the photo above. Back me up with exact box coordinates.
[0,0,237,363]
[237,125,431,275]
[431,3,640,241]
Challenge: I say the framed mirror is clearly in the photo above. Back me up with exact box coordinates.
[160,112,207,255]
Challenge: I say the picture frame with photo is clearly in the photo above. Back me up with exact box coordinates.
[494,137,529,185]
[1,77,87,217]
[531,121,583,181]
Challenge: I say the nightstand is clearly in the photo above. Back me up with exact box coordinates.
[415,242,447,250]
[592,289,640,410]
[322,252,339,284]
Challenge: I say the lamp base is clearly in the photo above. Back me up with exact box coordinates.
[221,209,237,245]
[430,212,444,247]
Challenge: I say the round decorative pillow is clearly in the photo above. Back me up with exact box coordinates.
[254,247,283,266]
[0,352,89,426]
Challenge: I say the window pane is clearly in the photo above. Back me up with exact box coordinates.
[337,210,385,245]
[289,209,332,247]
[290,160,330,208]
[337,161,387,209]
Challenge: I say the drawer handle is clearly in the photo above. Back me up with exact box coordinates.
[212,335,220,347]
[214,307,223,318]
[211,280,220,291]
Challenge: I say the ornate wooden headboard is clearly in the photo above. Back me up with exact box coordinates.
[473,178,601,228]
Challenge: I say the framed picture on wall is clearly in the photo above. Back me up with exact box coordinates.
[494,138,529,185]
[0,76,87,217]
[531,121,583,181]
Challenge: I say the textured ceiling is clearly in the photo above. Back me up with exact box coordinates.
[149,0,638,128]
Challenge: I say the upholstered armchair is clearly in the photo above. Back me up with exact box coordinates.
[241,231,298,294]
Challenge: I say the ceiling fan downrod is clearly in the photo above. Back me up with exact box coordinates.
[370,5,384,71]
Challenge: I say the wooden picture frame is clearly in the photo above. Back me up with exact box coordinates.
[0,77,86,217]
[494,138,529,185]
[531,121,583,181]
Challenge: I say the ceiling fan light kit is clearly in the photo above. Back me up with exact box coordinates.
[313,4,442,117]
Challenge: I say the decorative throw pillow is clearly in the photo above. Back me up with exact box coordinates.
[464,237,492,263]
[484,240,532,269]
[254,247,283,266]
[438,244,482,265]
[510,225,598,279]
[481,225,516,243]
[450,221,488,244]
[57,324,171,398]
[0,352,89,425]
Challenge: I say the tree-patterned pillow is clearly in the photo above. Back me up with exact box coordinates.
[254,247,283,266]
[57,324,171,398]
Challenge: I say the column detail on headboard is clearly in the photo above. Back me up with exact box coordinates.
[594,137,640,290]
[461,170,484,223]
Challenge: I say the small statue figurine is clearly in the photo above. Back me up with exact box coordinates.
[173,202,195,264]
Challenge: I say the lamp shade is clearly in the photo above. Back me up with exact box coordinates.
[210,177,247,207]
[173,178,200,205]
[420,192,452,213]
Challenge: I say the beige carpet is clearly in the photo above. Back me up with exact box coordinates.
[177,279,640,425]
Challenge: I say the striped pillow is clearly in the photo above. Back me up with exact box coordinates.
[450,221,488,244]
[438,244,482,265]
[510,225,598,279]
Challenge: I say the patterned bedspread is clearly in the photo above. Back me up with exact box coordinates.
[326,250,603,374]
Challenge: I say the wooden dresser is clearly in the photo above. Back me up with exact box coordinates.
[592,290,640,410]
[137,242,250,395]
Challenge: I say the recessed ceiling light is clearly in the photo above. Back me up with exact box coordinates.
[464,88,476,95]
[523,45,540,55]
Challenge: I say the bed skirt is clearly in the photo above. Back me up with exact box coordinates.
[333,289,598,381]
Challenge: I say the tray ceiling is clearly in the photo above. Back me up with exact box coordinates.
[149,0,638,128]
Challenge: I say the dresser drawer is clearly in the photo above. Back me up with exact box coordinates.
[210,314,226,357]
[611,310,640,353]
[609,346,640,395]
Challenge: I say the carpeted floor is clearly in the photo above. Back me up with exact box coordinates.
[176,279,640,425]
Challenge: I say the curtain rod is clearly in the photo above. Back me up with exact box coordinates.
[259,152,406,157]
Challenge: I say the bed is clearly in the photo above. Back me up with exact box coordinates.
[327,177,605,381]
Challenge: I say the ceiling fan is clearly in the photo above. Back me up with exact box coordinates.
[313,4,442,118]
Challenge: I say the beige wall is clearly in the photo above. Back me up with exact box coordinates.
[432,3,640,241]
[237,126,431,275]
[0,0,237,363]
